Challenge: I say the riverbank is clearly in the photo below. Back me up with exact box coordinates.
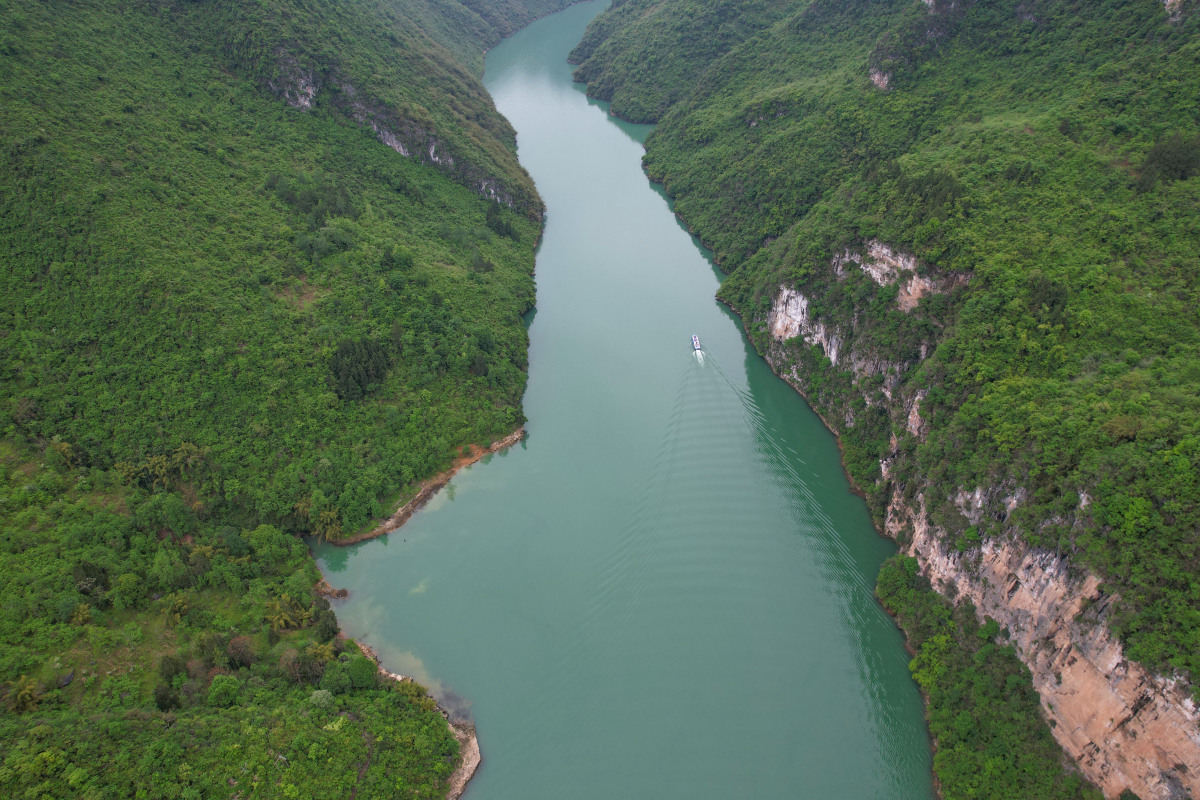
[331,427,526,547]
[312,2,936,795]
[353,639,483,799]
[321,430,522,796]
[445,722,482,800]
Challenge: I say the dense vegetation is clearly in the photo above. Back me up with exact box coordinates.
[569,0,798,122]
[0,0,571,793]
[573,0,1200,794]
[1,0,565,537]
[0,439,461,798]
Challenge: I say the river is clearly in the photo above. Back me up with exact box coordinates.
[314,2,933,796]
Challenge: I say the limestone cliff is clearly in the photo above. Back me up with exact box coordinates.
[887,493,1200,800]
[761,241,1200,800]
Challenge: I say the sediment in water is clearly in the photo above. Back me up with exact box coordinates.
[329,427,526,547]
[320,429,520,797]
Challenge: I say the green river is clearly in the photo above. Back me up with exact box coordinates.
[315,2,934,796]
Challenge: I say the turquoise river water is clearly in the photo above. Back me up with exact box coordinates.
[315,2,934,796]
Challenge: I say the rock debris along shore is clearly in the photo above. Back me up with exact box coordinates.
[315,578,349,599]
[755,267,1200,800]
[444,722,482,800]
[330,426,526,547]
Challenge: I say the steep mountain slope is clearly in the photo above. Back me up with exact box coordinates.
[572,0,1200,797]
[2,0,572,536]
[0,0,567,794]
[568,0,798,121]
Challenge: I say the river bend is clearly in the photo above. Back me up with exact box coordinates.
[316,3,933,796]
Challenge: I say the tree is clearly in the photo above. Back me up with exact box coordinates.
[6,675,41,712]
[329,337,390,400]
[265,594,309,631]
[154,684,180,712]
[314,509,343,541]
[227,636,255,668]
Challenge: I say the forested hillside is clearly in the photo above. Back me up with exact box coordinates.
[1,0,575,539]
[0,0,568,794]
[572,0,1200,797]
[569,0,798,122]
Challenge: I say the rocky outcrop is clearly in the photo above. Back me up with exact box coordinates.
[767,287,844,365]
[262,56,523,208]
[315,578,349,599]
[336,80,520,207]
[765,242,957,400]
[762,235,1199,799]
[267,56,318,109]
[905,390,927,437]
[886,492,1200,800]
[445,722,481,800]
[837,240,919,285]
[834,239,966,312]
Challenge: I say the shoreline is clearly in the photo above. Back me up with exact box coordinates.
[320,427,521,797]
[353,640,483,798]
[330,426,526,547]
[718,295,945,779]
[444,721,482,800]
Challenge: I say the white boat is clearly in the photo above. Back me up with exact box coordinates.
[691,334,702,351]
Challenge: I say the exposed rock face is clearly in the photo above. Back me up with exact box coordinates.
[767,284,910,402]
[905,390,927,437]
[263,59,521,207]
[869,68,891,90]
[267,54,318,109]
[897,273,941,312]
[834,239,965,312]
[887,494,1200,799]
[760,237,1200,799]
[860,240,919,284]
[767,287,844,365]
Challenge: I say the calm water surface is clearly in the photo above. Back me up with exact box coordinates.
[315,2,933,796]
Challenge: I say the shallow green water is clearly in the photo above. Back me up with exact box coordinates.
[314,2,933,796]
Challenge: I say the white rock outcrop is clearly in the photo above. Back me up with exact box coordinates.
[834,240,964,312]
[767,287,843,365]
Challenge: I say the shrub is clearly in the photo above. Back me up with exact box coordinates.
[309,689,335,711]
[226,636,255,668]
[1138,133,1200,190]
[319,660,352,695]
[329,337,391,401]
[109,573,144,612]
[207,674,240,708]
[346,655,377,690]
[153,684,180,712]
[159,654,186,682]
[315,611,339,643]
